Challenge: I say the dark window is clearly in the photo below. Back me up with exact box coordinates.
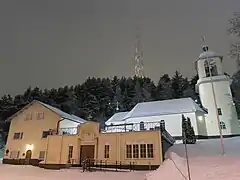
[37,112,44,120]
[39,151,45,160]
[140,121,145,130]
[220,122,226,129]
[126,145,132,158]
[104,145,110,158]
[147,144,154,158]
[140,144,146,158]
[25,113,32,120]
[13,132,23,140]
[217,108,222,115]
[42,131,50,138]
[133,144,139,158]
[160,120,165,130]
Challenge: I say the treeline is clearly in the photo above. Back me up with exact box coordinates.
[1,70,240,134]
[0,72,198,123]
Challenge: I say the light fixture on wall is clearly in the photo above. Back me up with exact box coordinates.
[197,116,203,121]
[25,144,34,151]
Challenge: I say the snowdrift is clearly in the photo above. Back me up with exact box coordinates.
[147,152,240,180]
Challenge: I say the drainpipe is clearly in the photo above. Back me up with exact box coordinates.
[56,118,64,134]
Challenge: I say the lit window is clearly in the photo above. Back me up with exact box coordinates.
[39,151,45,160]
[217,108,222,115]
[133,144,139,158]
[104,145,110,158]
[220,121,226,129]
[147,144,154,158]
[37,112,44,120]
[13,132,23,140]
[126,145,132,158]
[140,144,146,158]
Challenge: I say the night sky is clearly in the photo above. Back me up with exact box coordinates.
[1,0,240,96]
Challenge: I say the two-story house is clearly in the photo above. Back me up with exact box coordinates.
[3,100,86,165]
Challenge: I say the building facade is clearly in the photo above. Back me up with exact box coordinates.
[105,98,207,139]
[3,100,174,170]
[195,45,240,137]
[3,100,86,165]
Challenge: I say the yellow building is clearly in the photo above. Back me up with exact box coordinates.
[3,100,174,170]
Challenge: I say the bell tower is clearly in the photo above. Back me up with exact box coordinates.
[195,42,240,136]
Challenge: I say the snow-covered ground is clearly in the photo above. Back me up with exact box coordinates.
[1,137,240,180]
[0,164,147,180]
[170,137,240,157]
[147,137,240,180]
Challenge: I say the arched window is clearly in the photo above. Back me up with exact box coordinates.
[220,121,226,130]
[204,59,218,77]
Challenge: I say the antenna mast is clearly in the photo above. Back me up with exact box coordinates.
[134,23,144,78]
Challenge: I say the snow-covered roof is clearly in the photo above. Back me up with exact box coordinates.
[125,98,204,119]
[106,98,205,124]
[37,101,86,123]
[105,112,129,125]
[198,51,222,60]
[6,100,86,123]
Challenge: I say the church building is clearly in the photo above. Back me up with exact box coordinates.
[106,45,240,139]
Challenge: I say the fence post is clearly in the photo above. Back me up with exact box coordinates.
[115,161,118,171]
[130,162,132,172]
[100,160,102,170]
[120,161,122,170]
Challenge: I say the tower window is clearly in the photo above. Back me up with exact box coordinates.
[204,59,218,77]
[220,121,226,129]
[217,108,222,115]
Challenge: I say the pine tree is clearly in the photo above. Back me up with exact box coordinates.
[182,114,187,144]
[186,117,196,144]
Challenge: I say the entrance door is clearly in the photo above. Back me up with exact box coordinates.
[80,145,95,166]
[25,150,32,165]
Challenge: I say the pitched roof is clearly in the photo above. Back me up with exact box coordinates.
[125,98,204,119]
[37,101,86,123]
[6,100,86,123]
[106,98,205,124]
[105,112,129,125]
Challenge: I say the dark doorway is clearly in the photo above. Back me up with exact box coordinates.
[25,150,32,165]
[80,145,95,166]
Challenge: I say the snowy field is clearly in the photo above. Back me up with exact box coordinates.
[1,137,240,180]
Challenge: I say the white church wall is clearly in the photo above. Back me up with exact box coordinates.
[195,111,208,136]
[198,79,239,136]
